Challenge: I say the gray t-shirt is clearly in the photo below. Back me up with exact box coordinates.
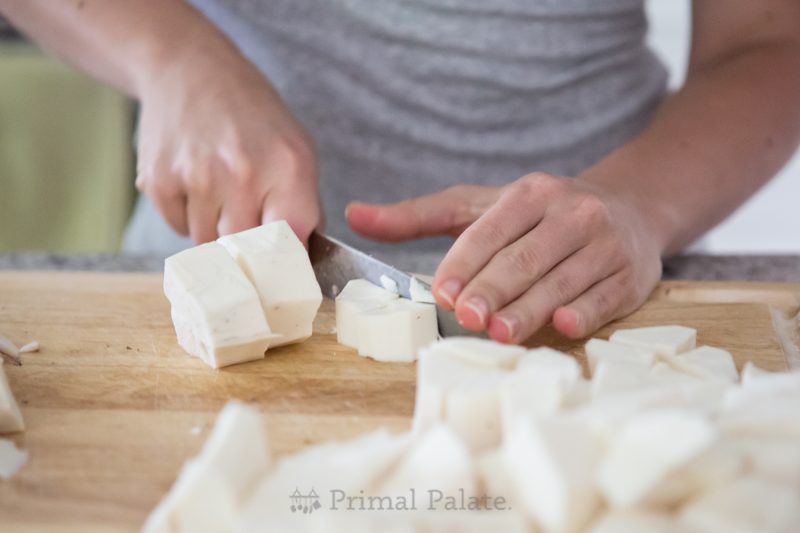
[124,0,667,260]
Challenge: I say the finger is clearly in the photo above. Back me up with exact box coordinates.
[262,186,322,244]
[345,185,500,243]
[486,244,622,343]
[552,271,639,339]
[186,193,221,244]
[138,174,190,236]
[433,174,559,310]
[217,195,262,236]
[452,214,590,330]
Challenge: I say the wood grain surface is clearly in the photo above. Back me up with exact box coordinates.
[0,272,797,531]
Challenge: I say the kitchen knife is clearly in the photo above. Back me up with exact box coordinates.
[308,232,481,338]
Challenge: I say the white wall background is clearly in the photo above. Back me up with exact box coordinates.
[646,0,800,254]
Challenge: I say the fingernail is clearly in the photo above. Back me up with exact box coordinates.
[491,314,518,343]
[436,279,463,308]
[462,296,489,328]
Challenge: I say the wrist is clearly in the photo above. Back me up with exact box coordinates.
[130,18,266,102]
[580,168,679,257]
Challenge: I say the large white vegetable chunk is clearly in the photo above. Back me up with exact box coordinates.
[0,362,24,433]
[164,242,272,368]
[0,438,28,480]
[217,221,322,347]
[584,338,657,376]
[334,279,398,348]
[356,298,438,362]
[598,410,715,508]
[144,402,270,533]
[609,325,696,358]
[504,417,600,533]
[679,476,800,533]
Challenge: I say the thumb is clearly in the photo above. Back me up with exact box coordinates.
[346,185,500,242]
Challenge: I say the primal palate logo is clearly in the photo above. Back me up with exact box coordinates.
[289,487,322,514]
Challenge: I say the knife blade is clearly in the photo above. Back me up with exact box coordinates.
[308,232,481,338]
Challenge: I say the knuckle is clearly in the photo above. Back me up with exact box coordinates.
[576,195,611,228]
[592,286,616,318]
[518,171,561,198]
[498,243,542,278]
[190,174,215,196]
[269,139,314,180]
[550,274,577,303]
[469,218,507,250]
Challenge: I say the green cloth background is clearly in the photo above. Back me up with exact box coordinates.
[0,43,135,252]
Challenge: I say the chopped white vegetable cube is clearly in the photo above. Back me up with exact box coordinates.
[195,402,270,501]
[164,242,272,368]
[432,337,526,370]
[591,360,652,398]
[500,366,575,426]
[719,397,800,439]
[516,347,582,383]
[143,459,238,533]
[679,476,800,533]
[238,429,410,531]
[356,299,438,362]
[585,338,657,376]
[504,417,600,533]
[644,443,744,507]
[475,449,518,507]
[335,279,398,349]
[417,510,531,532]
[445,371,504,452]
[0,363,24,433]
[217,221,322,347]
[144,402,270,533]
[380,425,475,500]
[412,345,485,435]
[598,410,715,508]
[0,438,27,480]
[609,325,696,358]
[741,361,772,385]
[673,346,738,382]
[732,436,800,484]
[588,510,678,533]
[649,361,703,384]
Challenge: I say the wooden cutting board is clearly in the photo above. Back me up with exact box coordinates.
[0,272,798,532]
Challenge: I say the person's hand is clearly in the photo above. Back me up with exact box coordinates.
[134,47,321,244]
[346,172,664,342]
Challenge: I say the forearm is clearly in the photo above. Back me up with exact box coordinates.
[581,42,800,255]
[0,0,247,98]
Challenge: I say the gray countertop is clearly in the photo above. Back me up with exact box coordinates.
[0,252,799,282]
